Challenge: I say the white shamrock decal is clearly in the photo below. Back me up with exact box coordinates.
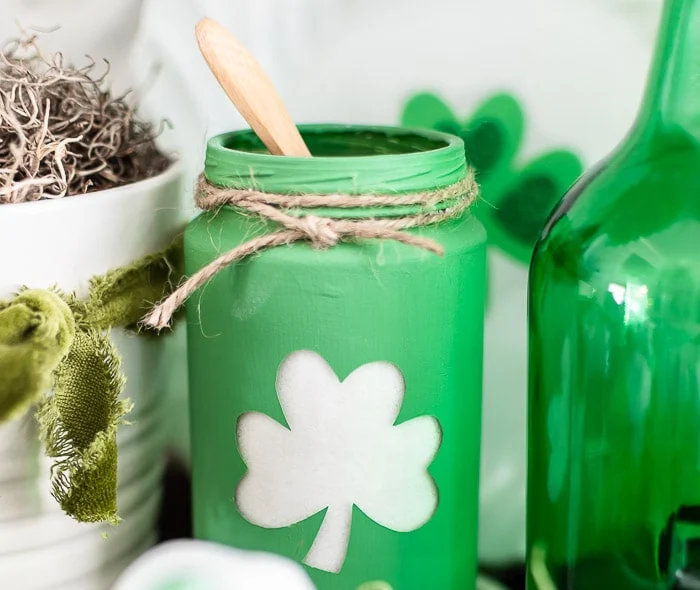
[235,350,442,574]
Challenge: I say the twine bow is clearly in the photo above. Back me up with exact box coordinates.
[144,172,478,330]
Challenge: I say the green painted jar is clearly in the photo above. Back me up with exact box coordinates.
[185,125,486,590]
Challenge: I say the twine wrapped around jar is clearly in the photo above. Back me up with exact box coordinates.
[144,171,478,330]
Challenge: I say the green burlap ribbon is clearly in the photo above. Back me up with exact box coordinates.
[0,237,183,524]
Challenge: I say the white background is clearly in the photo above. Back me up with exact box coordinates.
[0,0,663,189]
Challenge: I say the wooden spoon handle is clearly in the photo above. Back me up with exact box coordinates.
[195,17,311,157]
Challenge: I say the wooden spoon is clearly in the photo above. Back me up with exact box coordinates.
[195,17,311,157]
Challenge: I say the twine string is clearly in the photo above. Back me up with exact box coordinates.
[144,171,478,329]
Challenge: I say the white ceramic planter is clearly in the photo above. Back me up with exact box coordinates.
[0,494,162,590]
[0,163,183,298]
[0,464,162,555]
[0,386,165,484]
[0,414,166,522]
[0,164,185,587]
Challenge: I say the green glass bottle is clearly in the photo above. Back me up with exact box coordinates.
[527,1,700,588]
[186,125,486,589]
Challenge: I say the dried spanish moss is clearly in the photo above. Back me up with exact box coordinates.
[0,35,172,204]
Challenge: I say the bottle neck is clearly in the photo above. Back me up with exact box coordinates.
[636,0,700,140]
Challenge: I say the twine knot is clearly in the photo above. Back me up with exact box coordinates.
[299,215,340,249]
[143,172,478,330]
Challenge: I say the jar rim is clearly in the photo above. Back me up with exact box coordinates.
[204,124,466,196]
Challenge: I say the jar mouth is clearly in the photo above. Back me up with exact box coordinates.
[204,124,466,196]
[215,125,457,158]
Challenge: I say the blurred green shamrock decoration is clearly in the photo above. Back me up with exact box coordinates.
[401,92,584,266]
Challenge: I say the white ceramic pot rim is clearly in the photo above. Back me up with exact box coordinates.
[0,160,181,216]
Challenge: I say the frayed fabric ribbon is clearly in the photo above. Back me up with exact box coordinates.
[0,237,183,524]
[144,171,479,330]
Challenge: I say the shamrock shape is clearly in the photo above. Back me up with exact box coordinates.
[401,92,584,266]
[235,350,442,574]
